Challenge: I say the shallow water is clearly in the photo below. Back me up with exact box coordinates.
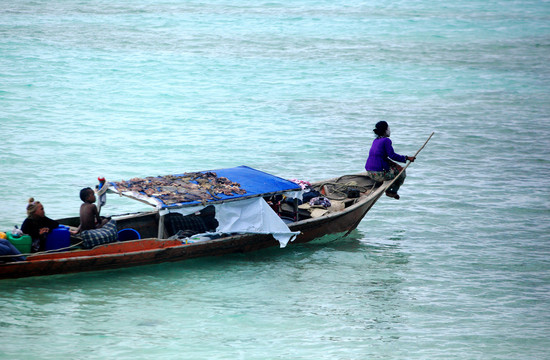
[1,0,550,359]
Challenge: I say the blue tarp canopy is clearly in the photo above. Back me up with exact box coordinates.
[212,166,301,199]
[107,165,302,209]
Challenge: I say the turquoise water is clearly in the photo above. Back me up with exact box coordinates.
[1,0,550,358]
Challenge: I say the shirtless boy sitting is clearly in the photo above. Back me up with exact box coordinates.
[78,187,109,232]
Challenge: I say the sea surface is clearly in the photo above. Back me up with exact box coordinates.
[1,0,549,359]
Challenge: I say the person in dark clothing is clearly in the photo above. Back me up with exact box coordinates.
[21,198,59,252]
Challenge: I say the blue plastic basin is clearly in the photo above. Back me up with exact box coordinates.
[117,228,141,241]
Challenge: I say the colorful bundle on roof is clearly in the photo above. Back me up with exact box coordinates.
[112,171,247,205]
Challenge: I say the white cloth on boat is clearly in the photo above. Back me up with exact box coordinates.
[214,197,299,248]
[160,197,299,248]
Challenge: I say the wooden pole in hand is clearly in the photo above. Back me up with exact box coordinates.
[384,131,435,192]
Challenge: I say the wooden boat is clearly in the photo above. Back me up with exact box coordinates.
[0,166,393,280]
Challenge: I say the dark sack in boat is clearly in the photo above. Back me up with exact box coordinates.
[164,207,219,238]
[302,189,321,203]
[80,219,118,249]
[347,188,360,198]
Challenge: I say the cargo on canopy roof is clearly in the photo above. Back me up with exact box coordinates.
[106,165,303,209]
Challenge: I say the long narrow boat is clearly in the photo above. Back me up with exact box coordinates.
[0,166,390,280]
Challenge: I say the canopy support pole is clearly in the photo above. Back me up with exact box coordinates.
[157,212,165,239]
[293,198,299,221]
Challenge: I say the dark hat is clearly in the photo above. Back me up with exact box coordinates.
[373,121,389,136]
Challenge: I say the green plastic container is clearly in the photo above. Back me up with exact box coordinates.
[6,232,32,254]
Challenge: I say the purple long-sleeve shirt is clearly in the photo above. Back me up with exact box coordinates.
[365,137,407,172]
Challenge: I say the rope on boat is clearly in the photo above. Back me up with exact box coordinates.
[314,182,374,201]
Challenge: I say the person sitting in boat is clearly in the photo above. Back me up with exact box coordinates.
[77,187,110,232]
[21,198,59,252]
[365,121,415,200]
[0,238,26,262]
